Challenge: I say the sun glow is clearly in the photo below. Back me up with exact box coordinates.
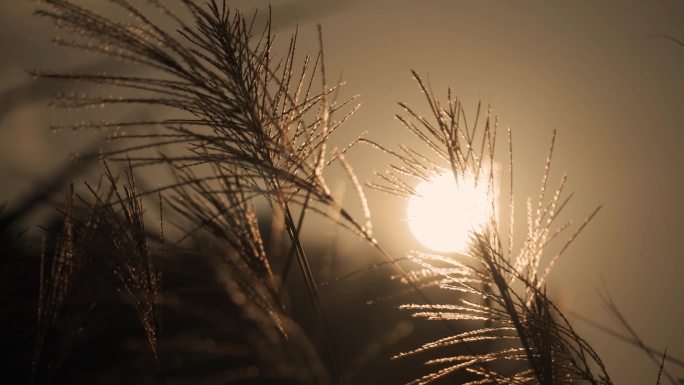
[407,170,495,253]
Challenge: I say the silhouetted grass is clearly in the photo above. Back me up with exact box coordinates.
[0,1,679,384]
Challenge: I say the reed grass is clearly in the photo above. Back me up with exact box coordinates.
[364,72,610,384]
[0,0,677,384]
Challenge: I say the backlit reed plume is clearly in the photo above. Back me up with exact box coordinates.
[372,72,613,384]
[33,165,160,379]
[32,0,374,382]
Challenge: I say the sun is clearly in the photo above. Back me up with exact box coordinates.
[407,170,495,253]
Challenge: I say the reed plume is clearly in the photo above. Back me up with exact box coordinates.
[372,72,613,384]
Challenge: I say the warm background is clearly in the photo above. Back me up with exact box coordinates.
[1,1,682,384]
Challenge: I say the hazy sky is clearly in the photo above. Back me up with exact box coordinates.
[1,1,683,383]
